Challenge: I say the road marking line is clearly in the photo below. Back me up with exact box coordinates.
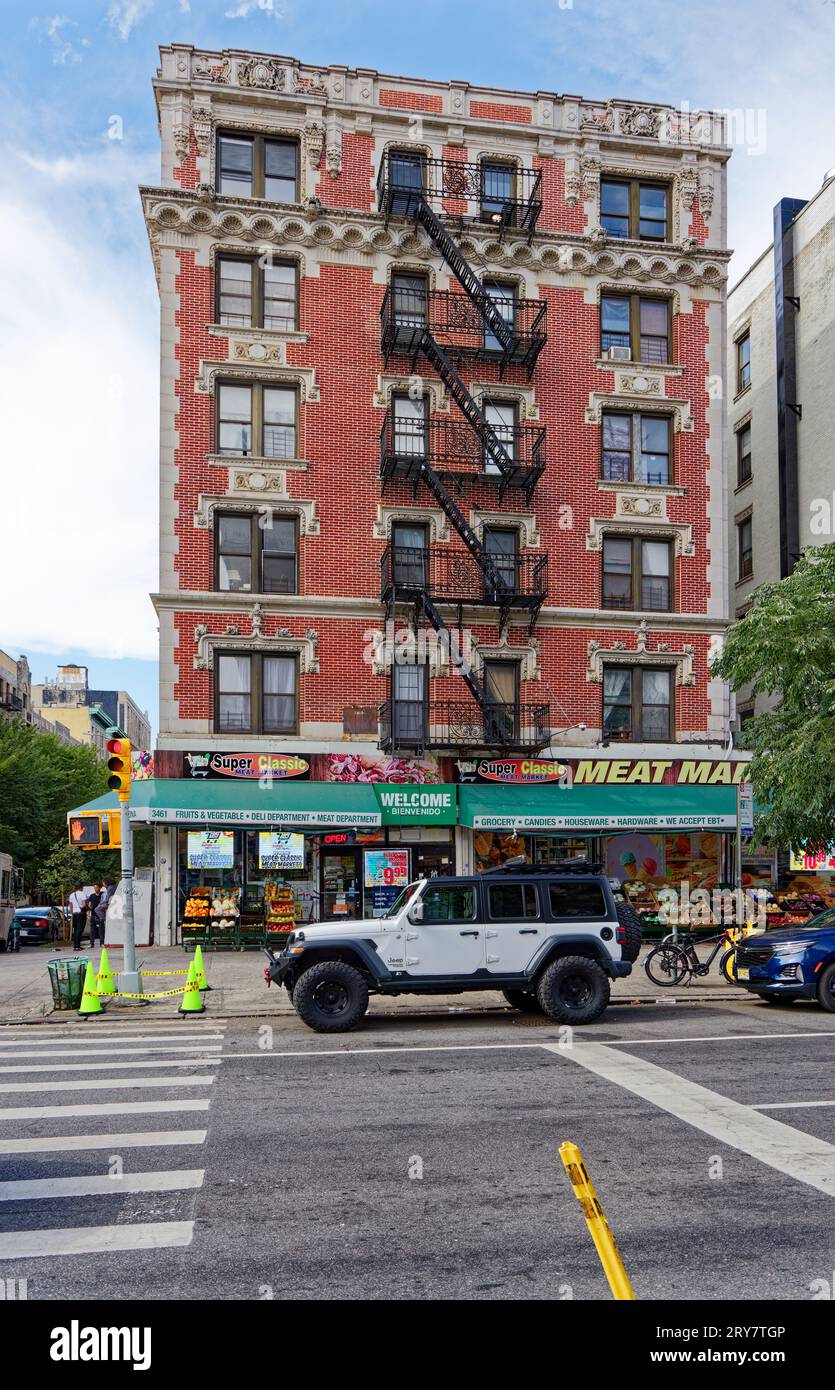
[604,1030,835,1047]
[753,1100,835,1111]
[0,1046,223,1060]
[0,1170,205,1201]
[0,1058,220,1074]
[222,1042,548,1059]
[0,1130,207,1155]
[0,1075,215,1094]
[0,1099,211,1120]
[0,1033,226,1046]
[0,1221,194,1259]
[542,1042,835,1197]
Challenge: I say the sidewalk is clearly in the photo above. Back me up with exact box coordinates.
[0,940,745,1025]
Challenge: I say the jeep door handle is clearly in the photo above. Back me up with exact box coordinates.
[519,928,538,935]
[459,930,479,938]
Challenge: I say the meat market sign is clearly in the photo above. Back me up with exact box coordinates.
[570,759,750,785]
[459,757,750,786]
[185,753,309,780]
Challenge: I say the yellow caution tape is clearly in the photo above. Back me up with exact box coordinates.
[140,969,190,976]
[559,1141,636,1300]
[112,986,188,1000]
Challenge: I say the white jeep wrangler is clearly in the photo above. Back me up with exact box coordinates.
[263,858,640,1033]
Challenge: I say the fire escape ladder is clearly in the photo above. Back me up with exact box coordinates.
[417,461,508,600]
[415,198,516,354]
[415,589,487,709]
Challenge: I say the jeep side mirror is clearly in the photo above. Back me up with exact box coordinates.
[408,902,424,923]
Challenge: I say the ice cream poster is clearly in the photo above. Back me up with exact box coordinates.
[606,833,666,884]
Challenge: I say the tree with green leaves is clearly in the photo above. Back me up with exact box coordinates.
[38,844,88,912]
[712,542,835,853]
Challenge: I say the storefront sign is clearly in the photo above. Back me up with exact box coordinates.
[364,850,410,917]
[789,845,835,873]
[319,830,385,846]
[258,832,305,869]
[470,812,735,830]
[568,759,750,786]
[187,831,235,868]
[374,786,457,825]
[185,753,309,780]
[457,758,571,785]
[326,752,442,784]
[738,782,755,834]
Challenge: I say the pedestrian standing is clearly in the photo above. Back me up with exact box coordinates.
[69,883,88,951]
[95,878,116,945]
[87,882,103,946]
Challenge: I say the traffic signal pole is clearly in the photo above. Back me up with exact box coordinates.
[106,735,141,997]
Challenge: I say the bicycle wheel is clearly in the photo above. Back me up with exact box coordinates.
[720,948,738,984]
[644,944,689,986]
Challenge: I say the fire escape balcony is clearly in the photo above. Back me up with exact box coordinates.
[381,544,547,629]
[376,153,543,242]
[381,286,547,379]
[380,412,546,498]
[379,698,552,755]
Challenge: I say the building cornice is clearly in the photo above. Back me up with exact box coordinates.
[140,186,730,293]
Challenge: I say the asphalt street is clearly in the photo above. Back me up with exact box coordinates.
[2,995,835,1301]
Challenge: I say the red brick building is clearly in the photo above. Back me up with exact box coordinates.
[141,48,739,941]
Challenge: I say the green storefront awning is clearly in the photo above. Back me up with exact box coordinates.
[459,783,738,832]
[69,780,383,828]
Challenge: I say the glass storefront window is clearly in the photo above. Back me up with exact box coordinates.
[473,832,595,873]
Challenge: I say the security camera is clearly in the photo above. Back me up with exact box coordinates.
[578,722,587,732]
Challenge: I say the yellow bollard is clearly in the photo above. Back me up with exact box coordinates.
[559,1141,636,1300]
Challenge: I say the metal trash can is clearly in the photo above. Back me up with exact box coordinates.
[48,957,89,1011]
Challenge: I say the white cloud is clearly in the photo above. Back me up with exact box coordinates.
[30,15,86,65]
[225,0,285,19]
[0,153,159,661]
[106,1,155,40]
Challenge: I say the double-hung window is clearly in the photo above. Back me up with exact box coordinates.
[737,332,751,393]
[215,653,298,734]
[215,513,298,595]
[601,293,670,364]
[482,279,515,352]
[603,666,672,742]
[601,179,669,240]
[216,133,299,203]
[484,400,517,474]
[217,257,299,332]
[601,411,672,485]
[216,382,297,460]
[602,537,672,612]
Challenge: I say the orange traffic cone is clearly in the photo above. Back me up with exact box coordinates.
[178,959,206,1016]
[78,961,105,1018]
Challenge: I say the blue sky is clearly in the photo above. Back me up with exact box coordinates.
[1,0,834,744]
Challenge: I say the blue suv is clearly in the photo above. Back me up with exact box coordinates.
[735,906,835,1010]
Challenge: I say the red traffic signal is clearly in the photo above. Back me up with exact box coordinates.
[106,737,132,802]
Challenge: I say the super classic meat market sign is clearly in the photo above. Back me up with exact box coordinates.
[459,758,750,786]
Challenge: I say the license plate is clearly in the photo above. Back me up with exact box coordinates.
[736,967,749,980]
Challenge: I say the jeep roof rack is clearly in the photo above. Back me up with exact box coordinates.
[479,856,603,877]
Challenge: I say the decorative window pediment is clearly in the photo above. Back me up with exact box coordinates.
[373,505,450,543]
[194,494,320,535]
[586,623,695,687]
[194,609,319,673]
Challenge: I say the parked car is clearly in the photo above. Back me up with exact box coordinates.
[8,906,64,951]
[734,906,835,1010]
[264,857,641,1033]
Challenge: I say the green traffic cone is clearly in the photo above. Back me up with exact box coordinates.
[178,959,206,1016]
[78,961,104,1018]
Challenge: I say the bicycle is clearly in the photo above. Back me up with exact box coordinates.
[644,929,739,987]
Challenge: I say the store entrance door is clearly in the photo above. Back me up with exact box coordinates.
[321,849,363,921]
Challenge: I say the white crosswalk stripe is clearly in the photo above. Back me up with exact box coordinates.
[0,1025,225,1261]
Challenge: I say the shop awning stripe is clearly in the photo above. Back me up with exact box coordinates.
[68,781,382,828]
[458,783,738,831]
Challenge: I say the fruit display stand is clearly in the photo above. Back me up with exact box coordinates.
[181,887,212,947]
[265,880,297,945]
[208,890,241,949]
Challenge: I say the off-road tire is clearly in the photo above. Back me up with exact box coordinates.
[536,955,610,1024]
[502,988,543,1014]
[293,960,369,1033]
[614,901,643,963]
[816,961,835,1014]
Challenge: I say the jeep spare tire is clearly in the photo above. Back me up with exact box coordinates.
[293,960,369,1033]
[536,955,610,1024]
[614,900,643,963]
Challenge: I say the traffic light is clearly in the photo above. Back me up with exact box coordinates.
[68,811,122,850]
[106,737,132,802]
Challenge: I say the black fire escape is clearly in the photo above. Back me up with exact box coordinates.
[376,153,551,755]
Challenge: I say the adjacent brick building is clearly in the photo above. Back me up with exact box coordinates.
[141,47,740,938]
